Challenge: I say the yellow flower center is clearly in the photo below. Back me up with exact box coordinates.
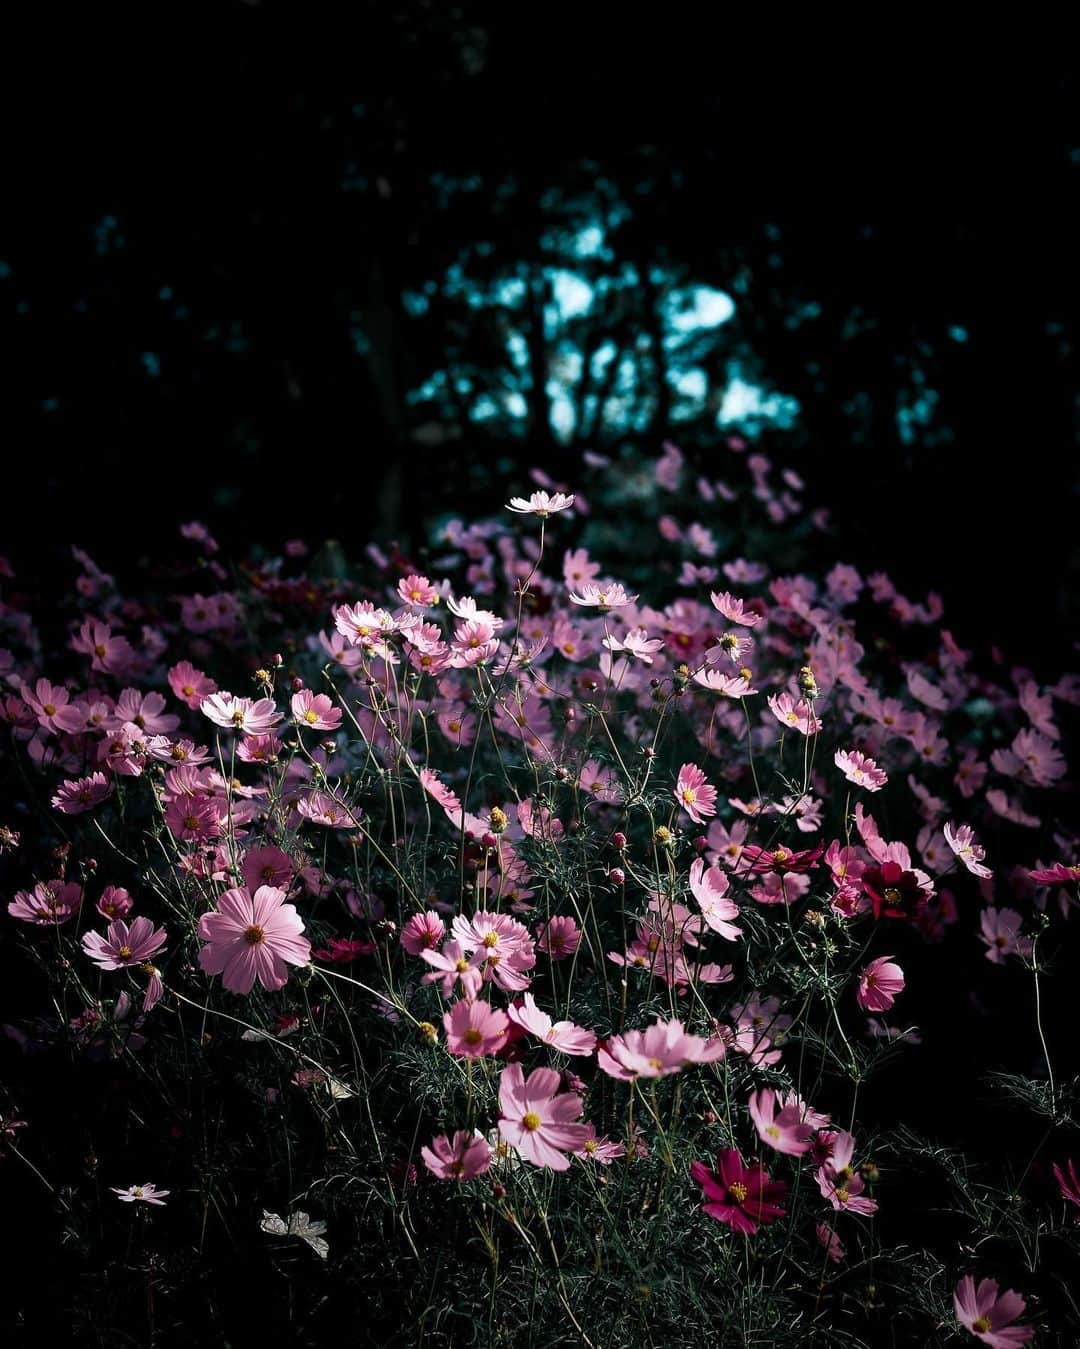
[243,925,265,946]
[972,1318,991,1333]
[463,1028,483,1046]
[522,1112,542,1132]
[727,1182,748,1203]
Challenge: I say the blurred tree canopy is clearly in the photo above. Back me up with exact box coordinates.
[2,18,1077,662]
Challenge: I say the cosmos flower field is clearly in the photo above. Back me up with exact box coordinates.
[2,440,1077,1346]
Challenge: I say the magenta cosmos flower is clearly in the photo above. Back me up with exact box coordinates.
[834,748,888,792]
[420,1130,491,1181]
[597,1016,725,1081]
[674,763,718,825]
[856,955,905,1012]
[1052,1157,1080,1210]
[689,1149,787,1234]
[497,1063,590,1171]
[8,880,82,925]
[83,917,167,971]
[197,886,311,995]
[953,1275,1034,1346]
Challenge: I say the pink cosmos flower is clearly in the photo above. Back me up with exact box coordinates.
[295,791,359,829]
[197,886,311,994]
[82,917,167,971]
[112,1183,169,1206]
[693,668,757,697]
[397,574,440,607]
[856,955,905,1011]
[97,885,134,920]
[674,763,718,825]
[72,618,135,675]
[1029,862,1080,886]
[709,590,763,627]
[748,1088,816,1156]
[443,998,510,1057]
[767,692,819,736]
[690,1149,787,1234]
[419,767,463,815]
[497,1063,590,1171]
[242,846,295,892]
[688,858,742,940]
[506,490,575,517]
[1052,1157,1080,1210]
[51,771,114,814]
[421,939,484,999]
[536,915,581,960]
[168,660,218,709]
[602,626,665,664]
[953,1275,1034,1346]
[506,993,596,1056]
[834,748,888,792]
[421,1130,491,1181]
[817,1222,845,1264]
[979,908,1032,964]
[572,1125,627,1164]
[201,692,283,735]
[400,910,445,955]
[291,690,342,731]
[815,1132,878,1215]
[944,822,993,879]
[8,880,83,925]
[451,911,536,991]
[597,1016,726,1081]
[21,678,77,735]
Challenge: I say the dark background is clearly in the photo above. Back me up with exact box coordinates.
[2,28,1078,669]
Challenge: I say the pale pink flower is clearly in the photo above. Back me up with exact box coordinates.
[197,886,311,995]
[567,581,637,610]
[419,767,462,816]
[21,678,75,735]
[113,1183,169,1206]
[72,618,135,675]
[674,763,718,824]
[296,791,359,829]
[944,822,993,878]
[856,956,905,1012]
[693,668,757,696]
[602,626,664,664]
[748,1088,815,1155]
[201,692,282,734]
[834,748,888,792]
[83,917,167,971]
[688,859,742,940]
[291,690,342,730]
[497,1063,590,1171]
[109,688,179,735]
[572,1125,627,1164]
[953,1275,1034,1346]
[536,915,581,960]
[333,601,398,648]
[709,590,763,627]
[506,993,596,1056]
[421,1130,491,1181]
[597,1016,725,1081]
[979,908,1032,965]
[991,728,1066,787]
[506,490,575,517]
[51,771,113,814]
[443,998,510,1058]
